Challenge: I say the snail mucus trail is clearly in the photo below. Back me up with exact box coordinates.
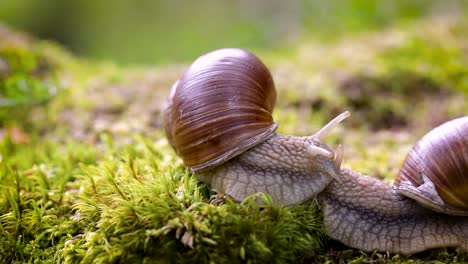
[163,48,468,254]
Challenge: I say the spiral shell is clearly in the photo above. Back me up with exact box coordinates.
[395,116,468,215]
[164,48,278,172]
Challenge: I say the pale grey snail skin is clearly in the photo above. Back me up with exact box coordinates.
[197,132,344,205]
[319,168,468,254]
[164,48,468,254]
[318,116,468,254]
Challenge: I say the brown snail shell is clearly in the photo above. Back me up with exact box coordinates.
[394,116,468,215]
[164,48,278,172]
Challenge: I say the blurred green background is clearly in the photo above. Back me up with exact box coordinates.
[0,0,466,65]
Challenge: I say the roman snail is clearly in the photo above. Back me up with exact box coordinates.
[162,48,468,254]
[320,115,468,254]
[162,48,346,205]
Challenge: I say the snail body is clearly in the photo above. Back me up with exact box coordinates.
[196,133,343,204]
[318,116,468,254]
[163,48,468,254]
[320,168,468,254]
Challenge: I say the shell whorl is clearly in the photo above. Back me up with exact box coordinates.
[395,116,468,215]
[165,48,278,172]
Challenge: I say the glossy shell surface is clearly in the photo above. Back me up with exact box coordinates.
[395,116,468,215]
[165,48,278,172]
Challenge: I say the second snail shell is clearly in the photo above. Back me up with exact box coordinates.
[395,116,468,215]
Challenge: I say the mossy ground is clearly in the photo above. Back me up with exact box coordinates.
[1,13,467,263]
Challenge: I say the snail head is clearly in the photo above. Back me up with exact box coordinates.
[305,111,350,183]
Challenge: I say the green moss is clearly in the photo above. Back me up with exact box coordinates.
[379,36,468,94]
[0,135,325,263]
[71,136,325,263]
[0,138,99,263]
[0,46,60,127]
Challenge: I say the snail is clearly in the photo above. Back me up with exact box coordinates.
[163,48,347,205]
[320,116,468,254]
[163,48,468,254]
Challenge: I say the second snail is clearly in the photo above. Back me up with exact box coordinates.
[163,48,468,254]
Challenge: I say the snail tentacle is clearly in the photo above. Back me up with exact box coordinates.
[333,144,344,170]
[307,144,334,159]
[312,111,350,140]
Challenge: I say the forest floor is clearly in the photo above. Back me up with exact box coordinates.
[0,12,467,263]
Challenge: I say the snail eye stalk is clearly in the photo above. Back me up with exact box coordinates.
[312,111,350,141]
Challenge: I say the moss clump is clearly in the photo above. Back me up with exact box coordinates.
[379,35,468,94]
[0,138,99,263]
[338,71,446,130]
[68,136,325,263]
[335,28,468,131]
[0,46,61,127]
[0,135,325,263]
